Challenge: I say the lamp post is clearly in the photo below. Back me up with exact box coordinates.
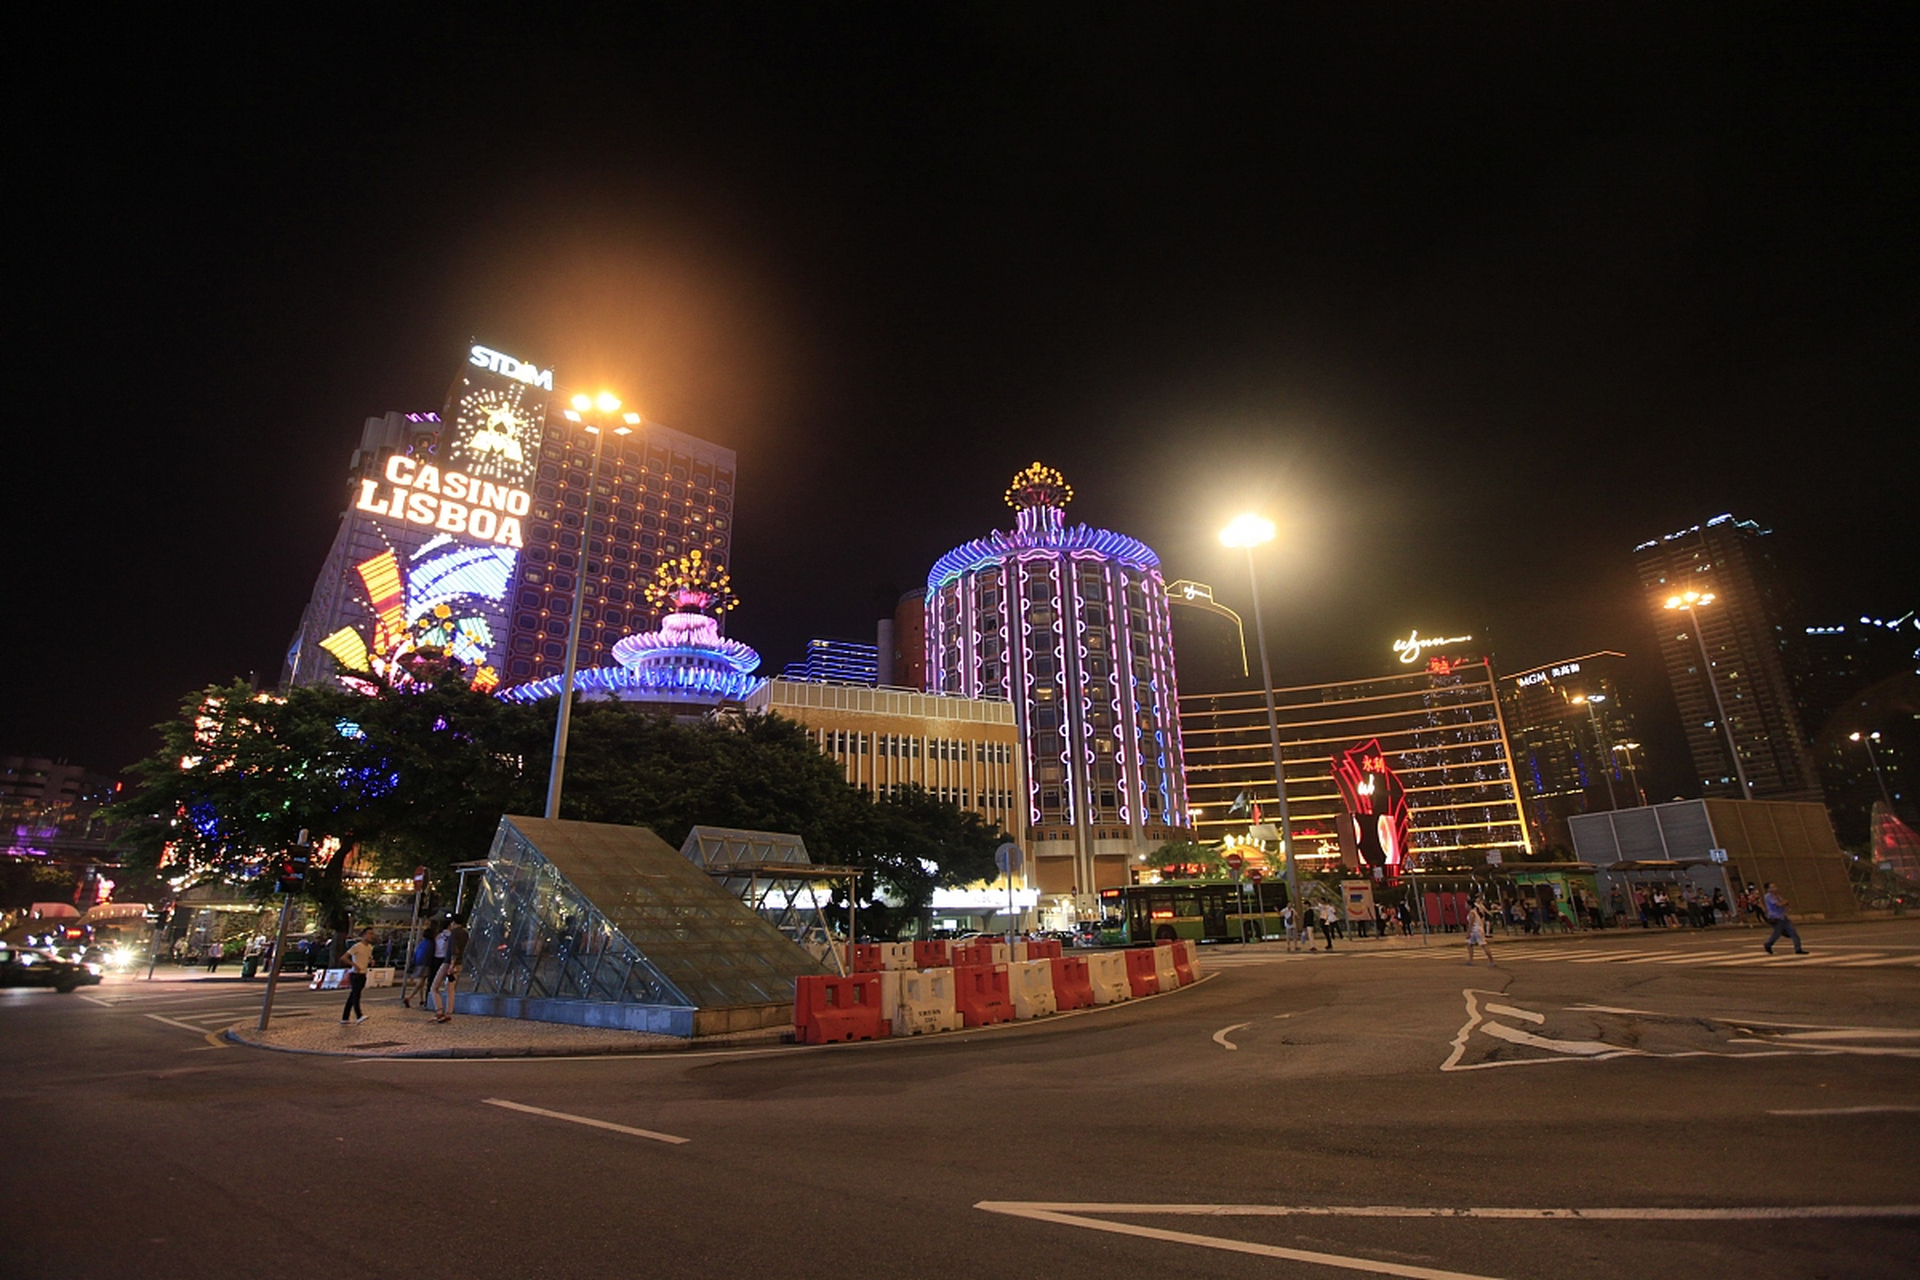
[1572,694,1620,809]
[1612,740,1647,806]
[1663,590,1752,801]
[1850,731,1895,808]
[1220,513,1299,926]
[544,391,639,821]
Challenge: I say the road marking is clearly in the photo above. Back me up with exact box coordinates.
[1831,956,1920,967]
[975,1202,1501,1279]
[1484,1004,1544,1024]
[1568,951,1665,963]
[1211,1022,1251,1050]
[979,1200,1920,1221]
[1767,1105,1920,1116]
[480,1097,689,1145]
[144,1013,215,1034]
[1763,1028,1920,1042]
[1479,1022,1617,1056]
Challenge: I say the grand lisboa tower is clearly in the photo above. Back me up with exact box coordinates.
[927,464,1192,904]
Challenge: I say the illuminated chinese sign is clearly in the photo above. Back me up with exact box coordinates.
[1514,661,1581,689]
[1332,738,1411,873]
[1391,628,1474,664]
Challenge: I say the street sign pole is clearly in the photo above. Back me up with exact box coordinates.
[257,829,308,1034]
[996,843,1023,951]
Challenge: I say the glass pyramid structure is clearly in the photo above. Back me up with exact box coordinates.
[460,816,832,1036]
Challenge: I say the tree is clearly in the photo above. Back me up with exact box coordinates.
[1145,840,1228,880]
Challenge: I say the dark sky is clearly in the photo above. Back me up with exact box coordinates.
[9,4,1915,800]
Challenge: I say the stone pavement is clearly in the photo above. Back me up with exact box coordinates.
[227,1003,787,1058]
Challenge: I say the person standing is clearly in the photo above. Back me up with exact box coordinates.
[402,922,438,1008]
[1761,883,1808,956]
[1465,901,1496,966]
[431,916,468,1024]
[340,928,374,1024]
[1317,901,1336,951]
[205,938,224,973]
[1281,903,1298,953]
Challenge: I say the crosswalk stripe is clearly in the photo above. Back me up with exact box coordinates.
[1569,951,1666,963]
[1831,956,1920,968]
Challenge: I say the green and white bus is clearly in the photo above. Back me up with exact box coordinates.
[1097,882,1290,945]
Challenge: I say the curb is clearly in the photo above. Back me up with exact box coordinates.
[220,968,1220,1060]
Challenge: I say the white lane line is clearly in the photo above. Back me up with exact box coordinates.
[1764,1029,1920,1042]
[1567,951,1667,963]
[1832,956,1920,967]
[1211,1022,1251,1050]
[975,1203,1501,1280]
[480,1097,688,1145]
[981,1201,1920,1221]
[1768,1105,1920,1116]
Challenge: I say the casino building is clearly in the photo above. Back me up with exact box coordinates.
[924,464,1191,903]
[285,345,738,693]
[1497,651,1643,851]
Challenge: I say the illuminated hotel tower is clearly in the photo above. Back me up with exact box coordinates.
[925,464,1191,903]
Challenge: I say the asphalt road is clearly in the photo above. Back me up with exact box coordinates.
[4,920,1918,1279]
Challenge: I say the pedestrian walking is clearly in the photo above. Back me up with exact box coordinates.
[402,922,438,1008]
[431,916,468,1024]
[1281,903,1298,953]
[424,917,453,1014]
[205,939,224,973]
[1761,883,1808,956]
[1317,901,1337,951]
[340,928,374,1024]
[1465,902,1496,966]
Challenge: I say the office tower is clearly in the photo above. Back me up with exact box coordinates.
[780,639,880,686]
[923,464,1191,902]
[1497,652,1642,850]
[1633,514,1820,801]
[1165,579,1251,694]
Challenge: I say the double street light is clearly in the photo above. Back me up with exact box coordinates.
[1850,731,1895,808]
[1663,589,1753,801]
[544,391,642,821]
[1571,693,1620,809]
[1219,513,1300,926]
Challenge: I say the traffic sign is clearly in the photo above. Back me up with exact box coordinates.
[994,843,1024,875]
[413,866,428,891]
[1247,868,1265,882]
[1225,852,1245,871]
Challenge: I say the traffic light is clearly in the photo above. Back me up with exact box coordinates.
[276,843,311,895]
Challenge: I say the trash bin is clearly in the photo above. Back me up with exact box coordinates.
[241,955,259,979]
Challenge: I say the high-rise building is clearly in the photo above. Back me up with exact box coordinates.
[1166,579,1251,695]
[285,344,738,693]
[1497,652,1642,851]
[891,589,927,692]
[1633,514,1820,801]
[924,464,1191,902]
[1181,653,1531,870]
[781,639,880,686]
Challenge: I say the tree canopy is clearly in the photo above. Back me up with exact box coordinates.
[111,678,1010,938]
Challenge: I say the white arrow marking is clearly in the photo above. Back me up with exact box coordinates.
[1212,1022,1251,1050]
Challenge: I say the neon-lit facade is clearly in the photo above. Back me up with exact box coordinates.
[286,345,738,695]
[497,549,764,711]
[925,464,1191,904]
[1331,738,1411,874]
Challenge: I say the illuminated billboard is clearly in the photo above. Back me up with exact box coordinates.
[1332,738,1411,873]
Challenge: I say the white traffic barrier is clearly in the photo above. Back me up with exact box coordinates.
[1011,940,1029,962]
[366,966,396,988]
[1086,951,1132,1004]
[309,967,349,991]
[1152,944,1180,992]
[895,967,962,1035]
[985,942,1011,965]
[879,942,915,971]
[1008,958,1057,1019]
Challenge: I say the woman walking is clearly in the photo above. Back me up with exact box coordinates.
[1465,901,1496,966]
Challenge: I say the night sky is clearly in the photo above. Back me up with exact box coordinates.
[10,5,1914,802]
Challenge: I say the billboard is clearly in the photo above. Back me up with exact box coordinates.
[321,344,552,693]
[1331,738,1411,874]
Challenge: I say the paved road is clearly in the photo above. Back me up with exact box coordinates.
[4,920,1917,1279]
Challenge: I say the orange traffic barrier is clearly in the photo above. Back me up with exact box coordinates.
[953,963,1012,1027]
[913,939,951,969]
[953,942,1007,967]
[794,974,890,1044]
[1123,948,1161,997]
[1168,940,1197,986]
[848,943,885,973]
[1048,955,1096,1011]
[1024,938,1063,960]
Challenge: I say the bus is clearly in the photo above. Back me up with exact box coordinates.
[1097,881,1290,945]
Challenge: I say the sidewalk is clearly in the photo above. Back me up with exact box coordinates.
[227,1006,790,1058]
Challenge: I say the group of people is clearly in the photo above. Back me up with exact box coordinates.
[337,915,468,1026]
[1617,883,1733,929]
[1278,900,1345,952]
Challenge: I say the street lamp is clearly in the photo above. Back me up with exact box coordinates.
[1662,589,1753,801]
[1612,740,1647,806]
[1571,693,1620,809]
[1850,731,1895,808]
[1219,513,1299,927]
[544,391,640,820]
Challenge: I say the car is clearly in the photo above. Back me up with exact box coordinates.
[0,946,104,993]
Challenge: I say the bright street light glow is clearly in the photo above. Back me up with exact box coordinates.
[594,391,622,413]
[1663,589,1718,611]
[1219,513,1275,549]
[622,412,642,424]
[571,393,593,412]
